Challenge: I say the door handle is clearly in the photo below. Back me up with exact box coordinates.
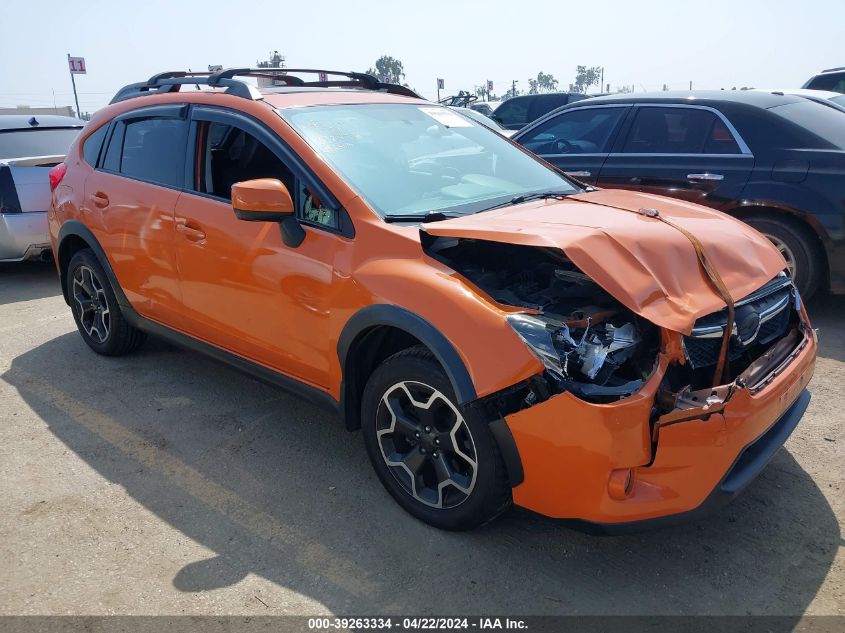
[176,221,207,242]
[564,170,592,178]
[687,173,724,181]
[91,192,110,208]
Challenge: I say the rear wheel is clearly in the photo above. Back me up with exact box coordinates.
[362,347,511,530]
[67,249,146,356]
[745,215,822,299]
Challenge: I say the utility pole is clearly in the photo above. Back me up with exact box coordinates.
[600,67,604,93]
[690,80,693,90]
[512,79,518,97]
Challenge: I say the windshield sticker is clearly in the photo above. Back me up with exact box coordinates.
[418,107,473,128]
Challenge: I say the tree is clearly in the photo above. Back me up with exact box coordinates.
[501,85,521,100]
[475,85,497,101]
[614,85,633,94]
[257,50,285,69]
[573,65,602,93]
[366,55,405,84]
[527,71,558,94]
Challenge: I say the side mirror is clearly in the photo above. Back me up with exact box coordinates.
[231,178,305,247]
[232,178,294,221]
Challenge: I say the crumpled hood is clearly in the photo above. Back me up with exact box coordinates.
[422,189,787,334]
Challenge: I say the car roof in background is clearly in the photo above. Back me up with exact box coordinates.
[753,88,844,100]
[0,115,85,130]
[567,90,805,108]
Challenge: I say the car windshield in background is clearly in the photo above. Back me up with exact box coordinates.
[0,127,81,159]
[770,100,845,149]
[279,104,575,218]
[831,95,845,107]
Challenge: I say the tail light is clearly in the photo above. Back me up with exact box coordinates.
[49,162,67,192]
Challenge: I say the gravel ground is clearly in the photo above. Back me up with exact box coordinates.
[0,261,842,616]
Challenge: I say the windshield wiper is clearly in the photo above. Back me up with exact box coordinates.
[383,210,459,223]
[508,190,572,205]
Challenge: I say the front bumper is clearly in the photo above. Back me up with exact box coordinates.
[0,212,51,262]
[504,325,816,526]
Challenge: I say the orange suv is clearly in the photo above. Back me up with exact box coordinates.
[49,69,816,531]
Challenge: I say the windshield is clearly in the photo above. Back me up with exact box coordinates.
[0,127,81,160]
[279,104,576,218]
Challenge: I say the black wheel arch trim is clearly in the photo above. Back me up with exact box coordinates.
[57,221,131,309]
[337,304,524,487]
[338,304,477,407]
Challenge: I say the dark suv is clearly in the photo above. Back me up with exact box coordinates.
[513,90,845,298]
[492,93,587,130]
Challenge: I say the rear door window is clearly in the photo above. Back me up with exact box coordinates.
[621,107,740,154]
[118,117,188,187]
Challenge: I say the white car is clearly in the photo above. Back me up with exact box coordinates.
[0,115,83,261]
[450,106,515,137]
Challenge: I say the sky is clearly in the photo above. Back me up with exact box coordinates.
[1,0,843,115]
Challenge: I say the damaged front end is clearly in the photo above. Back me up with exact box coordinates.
[424,238,661,404]
[425,236,808,424]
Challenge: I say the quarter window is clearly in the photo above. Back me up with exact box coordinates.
[622,107,741,154]
[82,125,108,166]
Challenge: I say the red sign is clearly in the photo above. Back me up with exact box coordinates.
[318,72,328,82]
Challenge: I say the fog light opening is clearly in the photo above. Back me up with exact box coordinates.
[609,468,636,500]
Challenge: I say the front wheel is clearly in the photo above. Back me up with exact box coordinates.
[361,347,511,530]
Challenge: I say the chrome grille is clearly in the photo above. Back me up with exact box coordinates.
[683,275,794,370]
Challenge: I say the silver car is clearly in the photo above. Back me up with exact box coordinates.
[0,115,83,261]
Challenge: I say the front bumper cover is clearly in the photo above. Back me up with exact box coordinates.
[504,325,816,527]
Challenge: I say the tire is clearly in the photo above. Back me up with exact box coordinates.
[361,346,511,530]
[66,248,146,356]
[744,215,822,299]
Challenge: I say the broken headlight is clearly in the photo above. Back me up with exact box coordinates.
[506,312,646,399]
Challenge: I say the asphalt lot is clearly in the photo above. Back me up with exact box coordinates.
[0,261,842,616]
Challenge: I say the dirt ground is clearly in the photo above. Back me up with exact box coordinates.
[1,261,842,616]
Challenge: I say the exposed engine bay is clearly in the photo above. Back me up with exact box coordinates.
[424,238,660,402]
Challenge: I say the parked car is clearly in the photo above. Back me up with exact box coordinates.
[491,92,588,130]
[0,115,83,262]
[513,90,845,298]
[50,69,815,531]
[752,88,845,113]
[469,101,497,117]
[803,66,845,94]
[450,106,515,137]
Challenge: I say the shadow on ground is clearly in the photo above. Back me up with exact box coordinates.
[0,261,60,305]
[2,305,841,617]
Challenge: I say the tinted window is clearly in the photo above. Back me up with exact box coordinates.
[527,95,571,122]
[520,107,626,154]
[622,107,739,154]
[494,98,530,128]
[805,71,845,94]
[119,118,187,187]
[194,121,295,200]
[769,100,845,149]
[0,127,81,160]
[82,125,108,166]
[102,122,124,172]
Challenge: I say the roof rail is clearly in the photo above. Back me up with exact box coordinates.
[438,91,478,107]
[110,67,422,104]
[821,66,845,73]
